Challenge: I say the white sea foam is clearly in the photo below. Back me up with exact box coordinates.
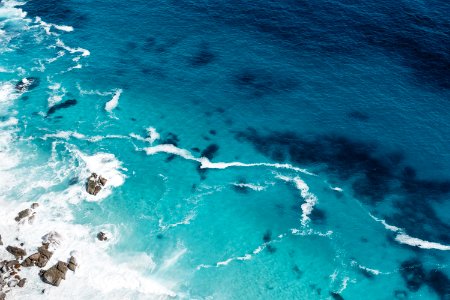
[158,211,196,231]
[370,214,450,250]
[0,140,175,299]
[105,89,122,113]
[231,182,268,191]
[35,17,74,36]
[142,144,314,175]
[276,174,318,226]
[40,130,131,143]
[56,39,90,57]
[47,80,67,107]
[76,83,114,97]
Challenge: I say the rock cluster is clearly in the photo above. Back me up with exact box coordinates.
[86,173,107,196]
[15,77,40,93]
[97,232,108,241]
[14,203,38,224]
[21,244,53,268]
[1,205,79,299]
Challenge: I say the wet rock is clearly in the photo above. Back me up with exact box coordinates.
[22,244,53,268]
[86,173,107,196]
[97,232,108,241]
[15,209,32,222]
[67,256,77,272]
[0,234,2,246]
[31,203,39,209]
[6,246,26,259]
[15,77,40,92]
[39,261,68,287]
[0,292,5,300]
[18,278,26,288]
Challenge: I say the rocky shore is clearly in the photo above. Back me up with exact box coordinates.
[0,173,108,299]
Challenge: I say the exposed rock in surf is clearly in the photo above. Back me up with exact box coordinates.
[46,99,77,116]
[0,292,6,300]
[14,209,32,222]
[97,232,108,241]
[0,235,2,246]
[17,278,26,288]
[67,256,77,272]
[6,246,26,260]
[15,77,40,92]
[21,243,53,268]
[31,203,39,209]
[39,261,69,287]
[86,173,107,195]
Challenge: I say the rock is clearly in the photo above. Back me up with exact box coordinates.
[15,209,32,222]
[18,278,26,288]
[6,260,19,269]
[31,203,39,209]
[39,261,68,287]
[6,246,26,259]
[0,234,3,246]
[0,292,5,300]
[15,77,40,92]
[67,256,77,272]
[97,232,108,241]
[22,245,53,268]
[86,173,107,195]
[99,176,107,186]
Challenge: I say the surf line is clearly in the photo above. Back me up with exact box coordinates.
[370,214,450,251]
[141,144,315,175]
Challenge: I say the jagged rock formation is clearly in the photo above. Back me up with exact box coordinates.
[86,173,107,195]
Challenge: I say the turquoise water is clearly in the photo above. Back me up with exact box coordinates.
[0,0,449,299]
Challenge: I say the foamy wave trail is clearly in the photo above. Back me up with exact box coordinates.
[231,182,268,191]
[276,174,318,226]
[370,214,450,250]
[76,83,114,96]
[142,143,314,175]
[197,233,288,270]
[40,130,131,143]
[105,88,122,113]
[35,16,74,36]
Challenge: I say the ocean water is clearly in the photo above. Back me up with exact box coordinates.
[0,0,449,299]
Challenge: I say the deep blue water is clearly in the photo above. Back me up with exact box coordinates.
[0,0,449,299]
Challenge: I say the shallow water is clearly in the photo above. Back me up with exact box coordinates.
[0,0,449,299]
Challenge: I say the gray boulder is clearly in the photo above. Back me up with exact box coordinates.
[39,261,69,287]
[15,209,32,222]
[6,246,26,259]
[86,173,107,195]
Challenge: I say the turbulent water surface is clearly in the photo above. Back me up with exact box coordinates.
[0,0,449,299]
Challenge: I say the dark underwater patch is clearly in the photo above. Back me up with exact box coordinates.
[292,265,303,279]
[348,111,370,121]
[235,128,450,244]
[400,259,426,292]
[176,0,450,89]
[189,44,216,67]
[201,144,219,160]
[232,178,249,194]
[427,269,450,300]
[330,292,345,300]
[160,132,179,146]
[22,0,87,27]
[309,207,326,224]
[263,230,272,243]
[232,68,298,97]
[46,99,77,116]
